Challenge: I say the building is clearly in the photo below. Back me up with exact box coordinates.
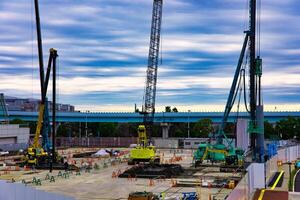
[4,95,75,112]
[0,124,29,151]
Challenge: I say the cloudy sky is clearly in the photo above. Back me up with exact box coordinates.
[0,0,299,112]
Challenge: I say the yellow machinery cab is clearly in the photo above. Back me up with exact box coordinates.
[128,125,160,165]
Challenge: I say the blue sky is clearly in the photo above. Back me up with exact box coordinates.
[0,0,299,111]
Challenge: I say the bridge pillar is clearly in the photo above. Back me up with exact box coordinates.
[161,123,171,139]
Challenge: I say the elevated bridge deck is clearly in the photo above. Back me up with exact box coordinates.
[7,111,300,123]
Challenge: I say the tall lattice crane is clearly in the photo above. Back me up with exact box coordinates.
[128,0,163,165]
[142,0,163,137]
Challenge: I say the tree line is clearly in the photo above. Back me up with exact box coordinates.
[9,116,300,140]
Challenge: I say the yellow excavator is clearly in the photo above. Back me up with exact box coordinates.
[128,0,163,165]
[128,125,160,165]
[25,105,48,166]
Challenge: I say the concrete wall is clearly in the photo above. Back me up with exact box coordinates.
[0,180,74,200]
[236,119,250,151]
[226,163,265,200]
[183,138,209,149]
[227,145,300,200]
[0,124,29,151]
[153,138,179,148]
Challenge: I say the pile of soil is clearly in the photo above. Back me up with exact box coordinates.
[119,164,184,179]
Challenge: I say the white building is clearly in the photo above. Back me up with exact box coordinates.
[0,124,29,151]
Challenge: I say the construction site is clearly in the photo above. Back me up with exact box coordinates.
[0,0,300,200]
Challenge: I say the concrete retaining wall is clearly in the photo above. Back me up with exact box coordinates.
[0,180,74,200]
[227,145,300,200]
[153,138,179,148]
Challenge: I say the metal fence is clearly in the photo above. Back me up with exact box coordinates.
[55,137,137,148]
[0,143,28,151]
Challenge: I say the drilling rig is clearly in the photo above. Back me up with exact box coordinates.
[128,0,163,165]
[194,0,264,167]
[22,0,62,168]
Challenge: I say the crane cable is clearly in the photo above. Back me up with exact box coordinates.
[31,0,35,100]
[257,0,261,57]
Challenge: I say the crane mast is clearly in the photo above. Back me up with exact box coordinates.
[249,0,257,153]
[143,0,163,136]
[217,0,264,162]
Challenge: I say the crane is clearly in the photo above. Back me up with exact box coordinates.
[128,0,163,165]
[0,93,9,124]
[194,0,264,166]
[23,0,59,167]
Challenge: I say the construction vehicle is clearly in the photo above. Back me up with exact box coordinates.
[24,49,58,166]
[194,0,263,166]
[128,125,160,165]
[22,0,61,168]
[128,0,163,165]
[128,192,159,200]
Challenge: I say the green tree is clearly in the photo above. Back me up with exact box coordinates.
[223,122,235,137]
[264,120,278,139]
[98,122,118,137]
[275,116,300,140]
[57,124,69,137]
[170,123,187,138]
[29,122,37,135]
[172,107,178,112]
[192,118,213,138]
[165,106,171,112]
[10,118,26,124]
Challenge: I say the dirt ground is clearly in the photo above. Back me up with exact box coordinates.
[0,148,237,200]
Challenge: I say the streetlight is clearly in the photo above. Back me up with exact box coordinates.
[188,110,191,138]
[85,110,89,146]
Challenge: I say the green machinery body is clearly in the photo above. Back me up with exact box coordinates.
[194,143,244,167]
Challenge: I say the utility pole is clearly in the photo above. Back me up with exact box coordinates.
[85,111,88,146]
[188,110,191,138]
[79,122,81,138]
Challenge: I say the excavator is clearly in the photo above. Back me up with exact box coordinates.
[194,0,264,167]
[128,0,163,165]
[22,0,61,168]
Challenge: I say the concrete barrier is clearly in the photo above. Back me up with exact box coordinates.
[0,180,74,200]
[227,145,300,200]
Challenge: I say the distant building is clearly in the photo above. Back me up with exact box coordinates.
[0,124,29,151]
[4,95,75,112]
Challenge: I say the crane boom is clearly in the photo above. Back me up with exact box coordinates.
[143,0,163,136]
[218,33,249,146]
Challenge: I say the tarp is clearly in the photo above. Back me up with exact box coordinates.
[93,149,109,157]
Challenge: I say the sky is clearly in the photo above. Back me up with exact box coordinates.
[0,0,299,112]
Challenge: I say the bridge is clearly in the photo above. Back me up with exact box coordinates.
[7,111,300,123]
